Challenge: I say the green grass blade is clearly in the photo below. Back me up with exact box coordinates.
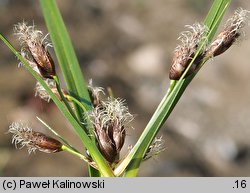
[117,0,231,177]
[205,0,232,41]
[0,34,114,177]
[39,0,99,176]
[39,0,92,116]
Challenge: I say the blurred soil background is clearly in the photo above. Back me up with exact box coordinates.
[0,0,250,176]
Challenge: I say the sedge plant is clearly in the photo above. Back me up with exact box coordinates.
[0,0,249,177]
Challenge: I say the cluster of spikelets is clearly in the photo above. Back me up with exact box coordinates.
[8,8,249,169]
[87,83,135,163]
[169,8,249,80]
[9,22,164,166]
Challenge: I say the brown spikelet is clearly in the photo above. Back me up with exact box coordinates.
[169,23,208,80]
[31,132,62,153]
[8,122,62,154]
[206,8,249,58]
[14,22,56,79]
[35,79,69,102]
[88,80,104,107]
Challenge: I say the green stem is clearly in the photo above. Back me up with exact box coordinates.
[120,3,230,176]
[66,95,95,139]
[62,145,98,170]
[166,80,176,96]
[37,116,79,153]
[66,94,101,176]
[66,95,88,113]
[53,75,79,121]
[0,35,113,176]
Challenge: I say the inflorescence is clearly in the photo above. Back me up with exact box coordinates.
[169,8,249,80]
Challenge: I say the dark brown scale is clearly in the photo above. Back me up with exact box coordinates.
[169,49,205,80]
[206,27,240,57]
[88,88,100,107]
[29,44,56,79]
[93,116,126,163]
[95,124,117,163]
[32,132,62,153]
[112,122,126,152]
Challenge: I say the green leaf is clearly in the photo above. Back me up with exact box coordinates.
[116,0,231,177]
[39,0,91,119]
[0,34,114,177]
[39,0,99,176]
[205,0,231,41]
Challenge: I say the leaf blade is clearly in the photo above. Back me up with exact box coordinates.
[39,0,92,115]
[39,0,99,176]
